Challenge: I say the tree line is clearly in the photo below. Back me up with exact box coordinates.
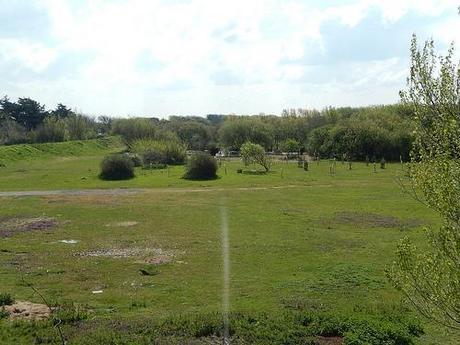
[0,96,414,161]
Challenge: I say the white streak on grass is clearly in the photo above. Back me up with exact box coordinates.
[220,201,230,345]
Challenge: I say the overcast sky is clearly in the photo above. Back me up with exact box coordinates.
[0,0,459,117]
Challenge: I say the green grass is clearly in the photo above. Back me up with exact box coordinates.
[0,141,457,343]
[0,136,123,163]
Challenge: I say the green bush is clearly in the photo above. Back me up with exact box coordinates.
[99,154,134,180]
[0,293,14,306]
[184,152,217,180]
[111,118,157,144]
[33,116,67,143]
[131,138,186,165]
[125,153,142,167]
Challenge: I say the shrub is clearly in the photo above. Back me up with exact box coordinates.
[33,116,67,143]
[0,293,14,306]
[0,120,28,145]
[142,149,167,167]
[131,139,186,165]
[99,154,134,180]
[64,114,97,140]
[184,152,217,180]
[111,118,157,144]
[125,153,142,167]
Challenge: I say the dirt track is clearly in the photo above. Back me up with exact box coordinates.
[0,185,309,198]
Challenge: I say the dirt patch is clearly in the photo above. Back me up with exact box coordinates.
[106,221,139,227]
[316,336,344,345]
[44,194,124,206]
[333,212,422,229]
[0,217,57,238]
[3,301,51,320]
[77,247,176,265]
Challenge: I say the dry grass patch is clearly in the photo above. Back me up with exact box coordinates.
[0,216,56,238]
[106,221,139,227]
[332,211,423,229]
[77,247,177,265]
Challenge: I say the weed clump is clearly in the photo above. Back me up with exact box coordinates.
[0,293,14,306]
[184,152,217,180]
[99,154,134,180]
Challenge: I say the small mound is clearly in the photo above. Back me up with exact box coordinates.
[0,217,56,238]
[333,212,422,229]
[3,301,51,320]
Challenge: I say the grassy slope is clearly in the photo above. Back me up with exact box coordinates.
[0,136,123,163]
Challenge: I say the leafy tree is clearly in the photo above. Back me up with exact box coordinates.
[52,103,73,118]
[280,138,300,153]
[218,117,273,150]
[240,142,272,172]
[11,97,47,130]
[168,119,211,150]
[388,36,460,330]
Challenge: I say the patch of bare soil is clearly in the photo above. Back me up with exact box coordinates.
[77,247,176,265]
[3,301,51,320]
[333,212,422,229]
[44,194,124,206]
[0,217,57,238]
[316,336,344,345]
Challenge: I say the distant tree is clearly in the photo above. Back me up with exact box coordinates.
[52,103,73,118]
[97,115,113,135]
[14,97,47,130]
[218,117,273,150]
[111,118,157,145]
[280,138,300,153]
[240,142,272,172]
[388,36,460,330]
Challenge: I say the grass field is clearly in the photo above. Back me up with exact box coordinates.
[0,140,456,344]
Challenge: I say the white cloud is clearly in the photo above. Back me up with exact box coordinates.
[0,0,458,116]
[0,38,57,72]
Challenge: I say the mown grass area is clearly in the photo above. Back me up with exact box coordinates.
[0,142,457,343]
